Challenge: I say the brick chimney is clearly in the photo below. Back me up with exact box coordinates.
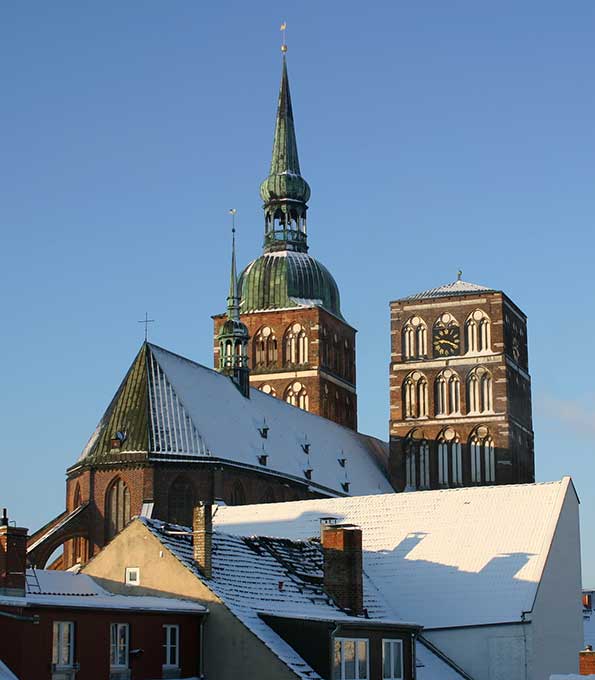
[193,503,212,579]
[0,509,28,596]
[580,645,595,675]
[322,523,363,615]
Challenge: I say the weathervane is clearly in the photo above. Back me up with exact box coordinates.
[457,269,463,281]
[280,21,287,53]
[137,312,155,341]
[229,208,237,233]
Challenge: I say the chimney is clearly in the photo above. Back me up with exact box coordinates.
[193,503,212,579]
[0,509,28,597]
[322,523,363,615]
[580,645,595,675]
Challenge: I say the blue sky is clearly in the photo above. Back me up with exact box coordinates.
[1,2,594,582]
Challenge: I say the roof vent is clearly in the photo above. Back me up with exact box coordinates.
[304,467,312,480]
[258,419,269,439]
[258,453,268,466]
[341,482,350,493]
[338,457,346,467]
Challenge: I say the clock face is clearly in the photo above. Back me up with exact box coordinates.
[433,326,460,357]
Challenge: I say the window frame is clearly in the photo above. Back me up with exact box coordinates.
[52,621,75,668]
[163,624,180,669]
[382,638,404,680]
[333,636,369,680]
[110,622,130,669]
[124,567,140,586]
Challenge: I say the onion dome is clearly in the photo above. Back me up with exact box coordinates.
[239,250,343,319]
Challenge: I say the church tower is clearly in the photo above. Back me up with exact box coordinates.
[214,51,357,429]
[389,277,535,491]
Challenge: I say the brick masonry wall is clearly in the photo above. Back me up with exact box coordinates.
[389,291,534,490]
[213,305,357,430]
[580,649,595,675]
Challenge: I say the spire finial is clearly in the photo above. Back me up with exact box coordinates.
[227,209,240,321]
[457,269,463,281]
[280,21,287,53]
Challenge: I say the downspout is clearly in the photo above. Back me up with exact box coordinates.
[329,622,340,678]
[199,615,206,679]
[521,610,531,680]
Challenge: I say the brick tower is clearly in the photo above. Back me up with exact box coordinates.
[389,276,534,490]
[213,51,357,429]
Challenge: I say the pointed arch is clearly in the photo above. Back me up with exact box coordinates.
[105,478,131,542]
[404,429,430,490]
[73,483,82,508]
[467,367,493,414]
[402,316,428,359]
[284,323,308,365]
[259,383,277,397]
[465,310,491,353]
[254,326,278,367]
[437,428,462,488]
[284,381,309,411]
[434,369,461,416]
[261,487,276,504]
[402,371,428,419]
[231,480,246,506]
[168,476,195,527]
[469,426,495,484]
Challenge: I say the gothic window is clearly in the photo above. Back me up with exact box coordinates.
[435,369,461,416]
[168,476,195,527]
[254,327,278,367]
[437,429,462,487]
[231,481,246,506]
[467,367,493,414]
[405,435,430,490]
[432,313,460,358]
[105,478,131,542]
[259,383,277,397]
[402,316,428,359]
[261,487,276,503]
[402,371,428,419]
[469,427,495,484]
[285,381,309,411]
[285,323,308,365]
[73,483,82,508]
[321,326,329,366]
[465,311,491,353]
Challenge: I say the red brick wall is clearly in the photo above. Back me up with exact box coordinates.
[213,306,357,429]
[0,525,27,593]
[580,648,595,675]
[322,526,363,615]
[0,605,203,680]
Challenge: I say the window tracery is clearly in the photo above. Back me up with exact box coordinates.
[404,433,430,490]
[285,381,309,411]
[469,427,495,484]
[467,367,493,414]
[465,310,491,353]
[259,383,277,397]
[403,371,429,419]
[231,480,246,506]
[105,478,131,542]
[435,369,461,416]
[402,316,428,359]
[254,326,278,367]
[285,323,308,364]
[437,428,462,487]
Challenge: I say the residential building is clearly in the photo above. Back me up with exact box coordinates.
[0,511,207,680]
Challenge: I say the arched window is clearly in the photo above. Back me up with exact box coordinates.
[402,371,428,419]
[254,327,278,367]
[231,481,246,506]
[261,487,276,504]
[168,476,195,527]
[466,311,491,353]
[469,427,495,484]
[404,433,429,490]
[433,313,460,358]
[402,316,428,359]
[437,429,462,487]
[467,367,493,414]
[285,323,308,365]
[105,478,131,542]
[435,369,461,416]
[73,483,82,508]
[285,381,309,411]
[321,326,329,367]
[259,383,277,397]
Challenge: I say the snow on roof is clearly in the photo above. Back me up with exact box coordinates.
[212,478,573,629]
[142,517,467,679]
[145,344,392,497]
[0,569,206,614]
[0,661,18,680]
[396,279,495,302]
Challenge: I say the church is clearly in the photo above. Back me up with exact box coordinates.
[27,48,535,571]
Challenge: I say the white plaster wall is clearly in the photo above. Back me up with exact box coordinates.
[529,485,582,680]
[424,623,528,680]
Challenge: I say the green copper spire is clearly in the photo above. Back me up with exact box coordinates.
[260,54,311,253]
[218,214,250,397]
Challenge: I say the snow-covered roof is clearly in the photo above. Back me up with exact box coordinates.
[141,517,466,680]
[212,478,574,630]
[0,569,206,614]
[396,279,495,302]
[77,343,392,498]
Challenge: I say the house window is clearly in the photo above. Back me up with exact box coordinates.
[382,639,404,680]
[110,623,129,669]
[163,624,180,669]
[333,638,369,680]
[52,621,74,667]
[125,567,140,586]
